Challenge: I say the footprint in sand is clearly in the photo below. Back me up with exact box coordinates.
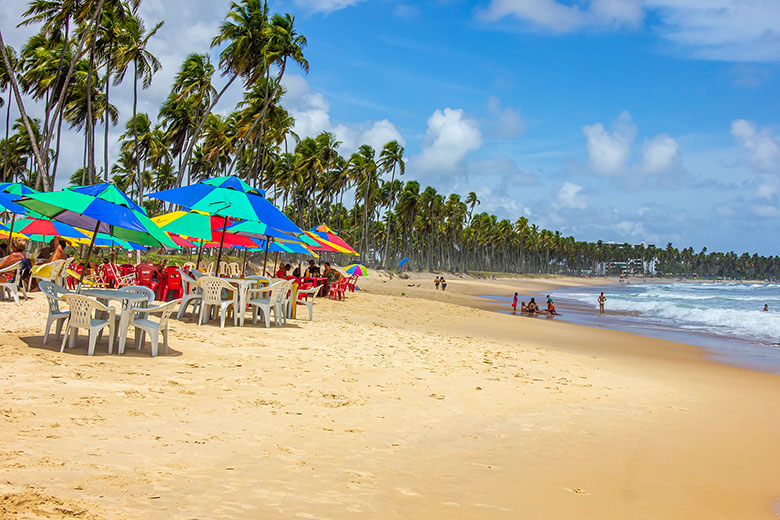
[564,487,589,495]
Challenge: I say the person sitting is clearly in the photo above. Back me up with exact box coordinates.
[304,259,320,277]
[275,262,289,279]
[526,297,539,315]
[322,262,343,290]
[292,265,302,278]
[0,237,28,281]
[520,301,528,313]
[48,236,68,262]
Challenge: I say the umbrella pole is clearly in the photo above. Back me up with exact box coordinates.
[241,247,248,277]
[262,237,270,277]
[215,215,228,276]
[274,251,279,274]
[76,220,101,293]
[7,213,15,242]
[195,239,204,270]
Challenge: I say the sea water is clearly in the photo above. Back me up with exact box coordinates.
[552,282,780,374]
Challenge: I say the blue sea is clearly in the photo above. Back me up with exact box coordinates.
[488,282,780,374]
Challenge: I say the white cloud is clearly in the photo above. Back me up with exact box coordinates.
[486,96,525,139]
[293,0,364,14]
[282,74,404,154]
[642,133,679,173]
[414,108,482,172]
[479,0,643,32]
[480,0,780,62]
[556,182,587,209]
[730,119,780,171]
[582,111,637,175]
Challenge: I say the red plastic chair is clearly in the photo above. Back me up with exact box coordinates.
[119,264,135,276]
[345,275,359,293]
[328,279,347,301]
[159,266,183,301]
[136,263,160,298]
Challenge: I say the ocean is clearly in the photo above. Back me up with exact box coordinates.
[483,282,780,374]
[552,282,780,374]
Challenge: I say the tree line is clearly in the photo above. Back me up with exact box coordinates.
[1,0,778,279]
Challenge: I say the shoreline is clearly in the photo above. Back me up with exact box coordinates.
[2,274,780,518]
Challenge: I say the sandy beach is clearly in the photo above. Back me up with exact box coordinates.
[2,272,780,519]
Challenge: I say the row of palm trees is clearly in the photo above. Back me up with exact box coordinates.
[1,0,778,279]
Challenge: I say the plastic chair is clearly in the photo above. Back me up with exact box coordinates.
[39,281,72,343]
[0,261,28,302]
[295,284,320,321]
[159,266,184,301]
[27,259,65,292]
[60,294,116,356]
[328,279,347,301]
[136,263,160,298]
[103,262,136,288]
[177,269,202,319]
[246,281,285,328]
[182,262,195,271]
[131,299,182,356]
[228,262,241,277]
[195,276,238,328]
[345,275,359,293]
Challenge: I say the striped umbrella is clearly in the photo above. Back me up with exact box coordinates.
[345,263,368,276]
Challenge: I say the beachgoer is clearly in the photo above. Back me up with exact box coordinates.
[0,237,28,280]
[546,295,558,315]
[763,304,769,312]
[598,292,607,314]
[48,237,67,262]
[440,278,447,291]
[322,262,343,286]
[520,302,528,312]
[292,266,301,278]
[527,297,538,314]
[304,259,320,277]
[274,262,288,278]
[434,276,440,290]
[512,292,518,313]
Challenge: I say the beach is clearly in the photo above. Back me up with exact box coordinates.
[2,273,780,519]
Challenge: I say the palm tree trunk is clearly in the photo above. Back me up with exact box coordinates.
[104,50,112,181]
[132,65,141,201]
[51,110,64,187]
[382,166,396,268]
[3,98,9,182]
[0,28,50,191]
[176,74,237,187]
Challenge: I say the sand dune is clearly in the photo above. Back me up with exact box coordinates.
[2,273,779,518]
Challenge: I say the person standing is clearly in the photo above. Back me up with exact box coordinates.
[764,304,769,312]
[434,276,440,290]
[440,277,447,291]
[598,292,607,314]
[512,292,518,313]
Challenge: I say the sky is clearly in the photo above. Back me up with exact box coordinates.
[2,0,780,254]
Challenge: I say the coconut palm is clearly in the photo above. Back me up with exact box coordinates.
[378,140,405,268]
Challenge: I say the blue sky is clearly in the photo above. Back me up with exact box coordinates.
[2,0,779,254]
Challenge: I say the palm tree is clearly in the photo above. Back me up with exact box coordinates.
[115,12,163,199]
[378,140,405,268]
[0,45,18,183]
[177,0,270,188]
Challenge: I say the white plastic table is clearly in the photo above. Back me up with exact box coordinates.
[219,276,268,326]
[82,288,148,354]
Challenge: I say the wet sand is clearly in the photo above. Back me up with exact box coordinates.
[2,272,780,518]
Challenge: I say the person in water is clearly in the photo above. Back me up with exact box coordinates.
[520,301,528,312]
[764,304,769,312]
[527,297,539,314]
[598,292,607,314]
[512,292,518,313]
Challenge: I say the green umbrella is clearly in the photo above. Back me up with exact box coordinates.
[16,183,176,290]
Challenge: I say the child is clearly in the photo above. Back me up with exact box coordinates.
[512,292,518,313]
[440,277,447,291]
[434,276,440,290]
[520,301,528,312]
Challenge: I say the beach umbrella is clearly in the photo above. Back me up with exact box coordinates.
[0,222,29,240]
[13,216,88,243]
[345,263,368,276]
[147,175,304,272]
[304,224,359,255]
[0,182,38,240]
[16,183,176,289]
[398,258,410,269]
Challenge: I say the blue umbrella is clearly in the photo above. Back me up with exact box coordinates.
[399,258,410,268]
[147,175,305,272]
[0,182,38,240]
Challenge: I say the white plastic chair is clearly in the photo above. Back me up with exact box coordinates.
[0,261,27,302]
[246,281,285,328]
[205,261,215,276]
[177,268,202,319]
[277,279,293,324]
[295,285,320,321]
[195,276,238,328]
[131,299,182,356]
[228,262,241,277]
[182,261,195,271]
[55,257,74,286]
[39,281,72,344]
[60,294,116,356]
